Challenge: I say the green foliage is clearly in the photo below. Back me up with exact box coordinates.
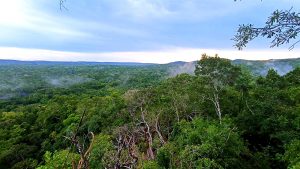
[282,140,300,169]
[0,57,299,169]
[170,117,246,168]
[195,54,241,87]
[89,134,114,169]
[285,67,300,85]
[233,8,300,50]
[194,54,241,122]
[156,146,172,168]
[141,160,160,169]
[37,150,80,169]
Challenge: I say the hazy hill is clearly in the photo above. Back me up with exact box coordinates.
[232,58,300,76]
[0,60,153,66]
[167,58,300,76]
[1,58,300,76]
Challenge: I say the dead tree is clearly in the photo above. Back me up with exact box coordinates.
[138,107,154,160]
[76,132,95,169]
[114,126,139,169]
[64,132,95,169]
[155,113,166,145]
[63,108,96,169]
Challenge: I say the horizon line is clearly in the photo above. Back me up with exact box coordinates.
[0,47,300,64]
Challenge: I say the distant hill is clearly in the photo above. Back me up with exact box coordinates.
[0,60,153,66]
[1,58,300,76]
[165,58,300,76]
[232,58,300,76]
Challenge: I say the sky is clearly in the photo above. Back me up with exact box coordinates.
[0,0,300,63]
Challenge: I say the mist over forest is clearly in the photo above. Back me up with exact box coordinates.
[1,0,300,169]
[0,56,300,169]
[1,58,299,100]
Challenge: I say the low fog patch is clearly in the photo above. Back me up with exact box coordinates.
[168,62,196,77]
[46,76,93,88]
[0,93,14,100]
[265,61,293,76]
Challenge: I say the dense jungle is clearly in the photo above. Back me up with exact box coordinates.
[0,55,299,169]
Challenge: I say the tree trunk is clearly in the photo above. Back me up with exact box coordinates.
[213,92,222,124]
[155,114,166,145]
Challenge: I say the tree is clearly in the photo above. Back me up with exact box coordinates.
[233,7,300,50]
[167,117,248,169]
[89,134,114,169]
[37,150,80,169]
[195,54,241,123]
[282,139,300,169]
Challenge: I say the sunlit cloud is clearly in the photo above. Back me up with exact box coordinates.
[0,0,91,40]
[0,0,27,26]
[0,0,147,43]
[0,47,299,64]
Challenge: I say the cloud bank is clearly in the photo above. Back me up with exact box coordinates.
[0,47,299,64]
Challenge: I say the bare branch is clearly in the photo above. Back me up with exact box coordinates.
[60,0,68,11]
[155,113,166,145]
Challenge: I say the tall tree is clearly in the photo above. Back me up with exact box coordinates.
[195,54,241,122]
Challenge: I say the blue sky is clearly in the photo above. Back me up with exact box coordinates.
[0,0,300,63]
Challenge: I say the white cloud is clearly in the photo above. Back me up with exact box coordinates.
[120,0,173,19]
[0,0,27,26]
[107,0,261,22]
[0,0,91,40]
[0,0,148,42]
[105,0,300,24]
[1,0,300,53]
[0,47,299,63]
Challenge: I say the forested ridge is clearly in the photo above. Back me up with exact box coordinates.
[0,55,299,169]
